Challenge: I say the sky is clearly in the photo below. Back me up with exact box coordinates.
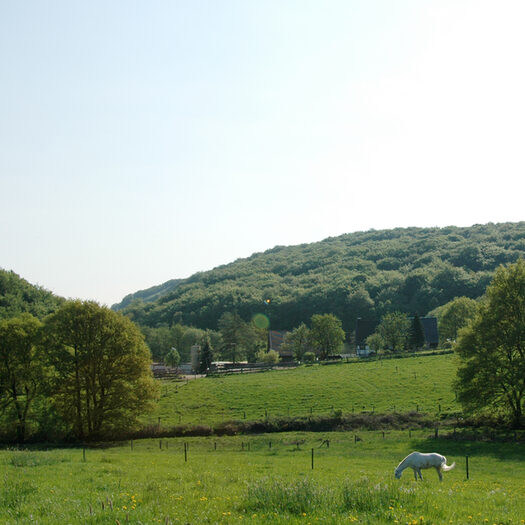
[1,1,524,306]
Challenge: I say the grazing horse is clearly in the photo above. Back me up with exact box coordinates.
[394,452,455,481]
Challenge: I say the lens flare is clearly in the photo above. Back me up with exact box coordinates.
[252,313,270,330]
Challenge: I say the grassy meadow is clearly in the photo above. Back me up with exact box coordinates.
[3,353,525,524]
[150,354,460,427]
[2,432,524,524]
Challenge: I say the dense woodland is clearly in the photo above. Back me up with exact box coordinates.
[114,222,525,337]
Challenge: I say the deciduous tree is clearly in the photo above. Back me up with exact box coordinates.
[42,301,159,440]
[309,314,345,360]
[377,312,410,352]
[0,314,44,442]
[281,323,310,362]
[454,259,525,427]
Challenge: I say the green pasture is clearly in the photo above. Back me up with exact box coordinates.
[150,354,460,427]
[1,432,524,524]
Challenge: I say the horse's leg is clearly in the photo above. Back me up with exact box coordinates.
[436,467,443,482]
[412,468,417,481]
[418,468,423,480]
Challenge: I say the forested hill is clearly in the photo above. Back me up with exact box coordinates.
[117,222,525,334]
[0,269,63,319]
[115,278,184,310]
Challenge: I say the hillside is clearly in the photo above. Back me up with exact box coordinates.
[114,278,183,310]
[117,222,525,334]
[0,269,63,320]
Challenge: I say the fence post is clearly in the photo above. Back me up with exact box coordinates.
[466,455,469,480]
[184,442,187,462]
[311,448,314,470]
[83,447,86,462]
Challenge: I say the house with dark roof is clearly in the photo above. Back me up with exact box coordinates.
[418,317,439,348]
[355,318,378,356]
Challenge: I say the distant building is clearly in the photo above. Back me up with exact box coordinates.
[355,318,377,356]
[190,344,201,372]
[418,317,439,348]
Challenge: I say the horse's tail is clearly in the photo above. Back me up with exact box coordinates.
[441,461,455,471]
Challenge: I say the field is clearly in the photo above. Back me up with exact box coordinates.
[150,354,460,427]
[2,432,524,524]
[2,354,525,524]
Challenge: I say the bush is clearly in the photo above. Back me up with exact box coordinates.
[303,352,316,363]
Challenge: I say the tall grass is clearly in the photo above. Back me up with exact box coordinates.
[0,432,524,524]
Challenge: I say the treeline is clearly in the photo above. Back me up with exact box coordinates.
[116,222,525,335]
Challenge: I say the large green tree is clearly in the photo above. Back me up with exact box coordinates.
[435,296,478,344]
[309,314,345,360]
[454,259,525,427]
[0,314,44,442]
[408,313,425,350]
[377,312,410,352]
[43,301,159,440]
[281,323,310,362]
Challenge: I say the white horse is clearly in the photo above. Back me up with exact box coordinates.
[394,452,455,481]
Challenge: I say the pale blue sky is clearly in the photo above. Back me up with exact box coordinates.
[1,1,524,305]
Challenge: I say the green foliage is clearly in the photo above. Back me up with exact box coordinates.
[365,332,385,353]
[432,296,479,344]
[377,311,410,352]
[280,323,310,361]
[303,351,316,363]
[42,300,159,440]
[454,259,525,426]
[0,269,62,320]
[309,313,345,359]
[164,347,180,368]
[198,335,214,373]
[218,312,266,363]
[255,349,280,364]
[0,314,45,441]
[118,223,525,336]
[408,313,425,350]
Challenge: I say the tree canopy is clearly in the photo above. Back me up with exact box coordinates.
[309,314,345,359]
[454,259,525,427]
[115,223,525,336]
[42,301,159,440]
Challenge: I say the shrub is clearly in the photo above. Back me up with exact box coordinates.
[303,352,316,363]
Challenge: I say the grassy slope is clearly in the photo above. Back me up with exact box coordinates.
[149,353,460,427]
